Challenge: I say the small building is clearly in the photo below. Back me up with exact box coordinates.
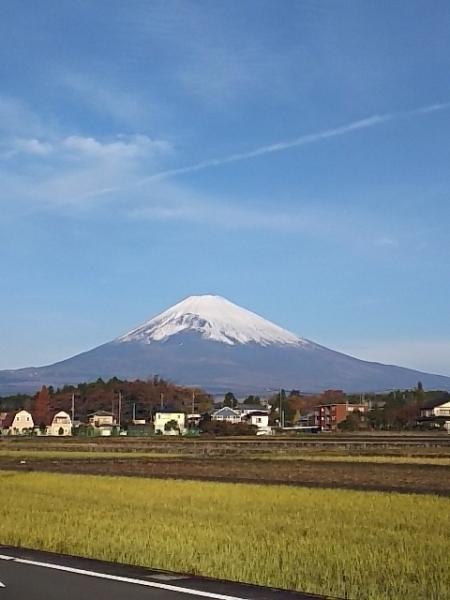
[243,410,272,435]
[1,410,34,435]
[0,412,8,429]
[154,408,186,434]
[210,406,241,422]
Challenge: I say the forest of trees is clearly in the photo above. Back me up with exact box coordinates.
[0,376,214,424]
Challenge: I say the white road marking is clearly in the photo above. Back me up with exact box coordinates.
[0,555,247,599]
[0,581,5,588]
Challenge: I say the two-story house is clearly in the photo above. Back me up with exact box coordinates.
[418,397,450,429]
[39,411,72,436]
[88,411,116,436]
[1,410,34,435]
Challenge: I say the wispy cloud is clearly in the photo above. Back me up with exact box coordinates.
[142,102,450,183]
[0,132,173,219]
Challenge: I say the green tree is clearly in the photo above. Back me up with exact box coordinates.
[367,405,384,430]
[338,412,359,431]
[164,419,179,432]
[223,392,237,408]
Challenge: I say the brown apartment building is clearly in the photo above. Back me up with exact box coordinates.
[315,402,369,432]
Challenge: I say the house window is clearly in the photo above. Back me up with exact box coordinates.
[256,418,261,423]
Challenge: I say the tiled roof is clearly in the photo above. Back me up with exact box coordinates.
[244,411,269,417]
[420,396,450,410]
[237,404,269,412]
[211,407,240,417]
[1,411,18,429]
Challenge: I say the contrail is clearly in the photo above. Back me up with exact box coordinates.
[141,102,450,183]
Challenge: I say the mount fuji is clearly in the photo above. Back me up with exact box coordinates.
[1,295,449,395]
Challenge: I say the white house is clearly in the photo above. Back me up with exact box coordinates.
[419,397,450,429]
[1,410,34,435]
[40,411,72,436]
[154,408,186,434]
[243,410,272,435]
[88,411,116,436]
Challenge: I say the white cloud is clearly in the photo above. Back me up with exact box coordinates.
[0,95,44,137]
[0,132,173,218]
[61,134,171,160]
[13,138,53,156]
[142,102,450,183]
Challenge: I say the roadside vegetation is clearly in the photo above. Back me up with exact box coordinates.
[1,471,449,600]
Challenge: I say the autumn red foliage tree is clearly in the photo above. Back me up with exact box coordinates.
[33,385,52,418]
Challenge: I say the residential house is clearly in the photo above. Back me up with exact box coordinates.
[243,410,272,435]
[315,403,369,432]
[37,411,72,436]
[88,411,116,436]
[1,410,34,435]
[210,406,241,423]
[418,397,450,429]
[154,408,186,434]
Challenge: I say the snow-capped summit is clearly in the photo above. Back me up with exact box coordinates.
[117,294,311,347]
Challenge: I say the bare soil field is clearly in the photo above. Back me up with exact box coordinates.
[2,455,449,496]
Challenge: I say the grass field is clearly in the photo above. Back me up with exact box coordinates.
[0,450,181,460]
[2,448,450,465]
[1,471,449,600]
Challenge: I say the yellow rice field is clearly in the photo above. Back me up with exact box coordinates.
[1,471,449,599]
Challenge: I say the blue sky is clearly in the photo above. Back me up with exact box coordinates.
[1,0,450,377]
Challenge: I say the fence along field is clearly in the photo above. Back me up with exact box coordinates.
[1,471,450,600]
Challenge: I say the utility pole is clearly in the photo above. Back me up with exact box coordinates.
[192,391,195,415]
[160,393,164,409]
[279,388,283,429]
[118,391,122,428]
[132,402,136,422]
[71,393,75,425]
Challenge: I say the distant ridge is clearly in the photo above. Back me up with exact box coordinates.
[1,295,449,395]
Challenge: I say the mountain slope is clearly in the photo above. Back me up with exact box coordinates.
[1,295,449,395]
[117,295,309,347]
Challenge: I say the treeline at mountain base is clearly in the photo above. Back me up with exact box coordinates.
[1,377,448,432]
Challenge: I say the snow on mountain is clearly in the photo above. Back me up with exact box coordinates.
[117,295,312,348]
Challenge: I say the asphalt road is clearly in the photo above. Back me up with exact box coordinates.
[0,546,338,600]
